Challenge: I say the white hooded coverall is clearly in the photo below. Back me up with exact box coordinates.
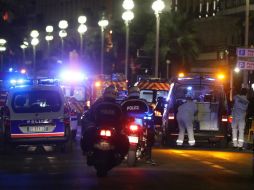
[176,100,198,146]
[232,95,249,148]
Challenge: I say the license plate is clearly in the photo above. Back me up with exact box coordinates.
[95,141,111,150]
[28,126,48,133]
[128,136,139,143]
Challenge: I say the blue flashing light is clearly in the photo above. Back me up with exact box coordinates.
[60,70,86,82]
[9,68,13,72]
[187,86,192,90]
[10,78,25,86]
[144,116,152,120]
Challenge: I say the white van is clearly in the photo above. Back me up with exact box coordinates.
[1,84,72,152]
[161,74,231,147]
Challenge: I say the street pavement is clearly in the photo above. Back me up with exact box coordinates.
[0,134,253,190]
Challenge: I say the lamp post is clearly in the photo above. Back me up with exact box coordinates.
[166,59,170,79]
[78,16,87,57]
[30,30,39,75]
[20,44,28,64]
[0,38,7,71]
[98,16,109,74]
[122,0,134,79]
[45,25,54,54]
[30,38,39,74]
[152,0,165,78]
[58,20,68,60]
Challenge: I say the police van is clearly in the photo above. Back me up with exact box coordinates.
[161,74,231,147]
[0,80,73,152]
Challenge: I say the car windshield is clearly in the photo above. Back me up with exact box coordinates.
[156,90,168,100]
[175,84,224,103]
[140,90,153,103]
[11,90,62,113]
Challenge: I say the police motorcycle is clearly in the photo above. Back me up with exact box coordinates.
[81,86,129,177]
[125,112,153,166]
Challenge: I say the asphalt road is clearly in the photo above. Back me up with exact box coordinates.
[0,138,253,190]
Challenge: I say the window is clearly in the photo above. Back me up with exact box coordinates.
[140,90,153,103]
[12,90,62,113]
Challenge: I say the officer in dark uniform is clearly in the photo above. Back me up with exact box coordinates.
[80,85,129,160]
[121,86,156,165]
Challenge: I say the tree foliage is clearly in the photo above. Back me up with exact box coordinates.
[144,11,200,68]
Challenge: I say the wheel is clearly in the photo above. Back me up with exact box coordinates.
[127,150,136,167]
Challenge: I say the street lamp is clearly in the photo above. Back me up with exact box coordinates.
[58,20,68,60]
[152,0,165,77]
[20,44,28,64]
[30,30,40,74]
[77,24,87,57]
[122,9,134,79]
[45,25,54,53]
[0,44,6,72]
[31,38,39,74]
[166,59,171,79]
[98,16,109,74]
[78,15,87,24]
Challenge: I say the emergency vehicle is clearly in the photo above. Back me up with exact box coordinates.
[134,77,171,126]
[87,73,128,105]
[0,79,73,153]
[161,73,231,147]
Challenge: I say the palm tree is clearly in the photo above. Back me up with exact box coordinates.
[144,11,200,76]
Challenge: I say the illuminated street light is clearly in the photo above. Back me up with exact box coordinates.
[31,37,39,75]
[20,44,28,64]
[0,45,6,71]
[59,30,67,60]
[46,25,54,33]
[152,0,165,77]
[78,15,87,24]
[234,67,240,73]
[122,9,134,79]
[30,30,39,38]
[78,24,87,57]
[45,26,54,54]
[98,16,109,74]
[0,38,7,45]
[122,0,134,10]
[58,20,68,29]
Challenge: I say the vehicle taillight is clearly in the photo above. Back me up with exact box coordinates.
[221,115,228,122]
[129,124,138,131]
[228,115,233,123]
[154,110,162,117]
[100,130,111,137]
[168,113,174,120]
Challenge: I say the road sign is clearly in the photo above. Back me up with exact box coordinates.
[236,60,254,70]
[237,48,254,57]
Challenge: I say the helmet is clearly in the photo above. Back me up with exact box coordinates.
[128,86,140,98]
[103,85,118,99]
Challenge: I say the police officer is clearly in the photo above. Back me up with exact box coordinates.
[231,88,249,150]
[176,92,198,146]
[121,86,156,165]
[80,85,129,160]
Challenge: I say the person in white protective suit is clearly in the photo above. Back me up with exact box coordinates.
[176,92,198,146]
[231,88,249,149]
